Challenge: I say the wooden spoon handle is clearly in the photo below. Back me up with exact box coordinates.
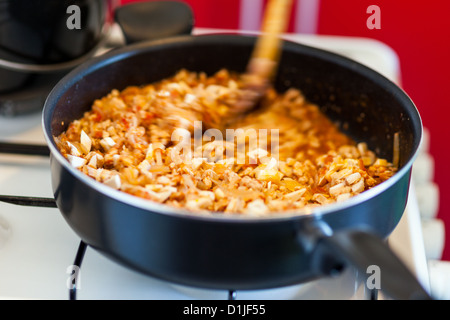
[247,0,293,82]
[220,0,293,127]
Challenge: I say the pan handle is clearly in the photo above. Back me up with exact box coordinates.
[303,223,433,300]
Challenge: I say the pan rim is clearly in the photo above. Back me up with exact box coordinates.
[42,33,423,224]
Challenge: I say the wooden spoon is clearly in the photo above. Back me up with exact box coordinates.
[169,0,293,131]
[231,0,294,116]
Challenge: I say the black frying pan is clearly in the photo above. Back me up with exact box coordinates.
[42,34,430,300]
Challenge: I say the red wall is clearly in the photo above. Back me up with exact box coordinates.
[317,1,450,259]
[121,0,450,260]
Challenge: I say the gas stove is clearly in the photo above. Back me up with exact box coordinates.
[0,28,437,300]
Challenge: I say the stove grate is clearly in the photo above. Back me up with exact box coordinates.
[70,241,88,300]
[0,195,56,207]
[0,142,55,207]
[0,141,49,156]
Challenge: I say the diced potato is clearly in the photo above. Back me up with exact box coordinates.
[345,172,362,185]
[67,155,86,168]
[80,130,92,154]
[329,183,351,197]
[351,180,365,193]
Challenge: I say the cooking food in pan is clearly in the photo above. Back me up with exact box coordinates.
[43,35,429,299]
[55,68,396,216]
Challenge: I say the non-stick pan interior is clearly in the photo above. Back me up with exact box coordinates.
[46,34,421,169]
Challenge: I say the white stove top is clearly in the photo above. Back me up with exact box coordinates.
[0,30,431,300]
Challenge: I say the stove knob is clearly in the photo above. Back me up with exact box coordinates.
[412,153,435,185]
[418,127,431,155]
[412,128,434,184]
[428,260,450,300]
[422,219,445,260]
[0,214,11,249]
[416,182,440,220]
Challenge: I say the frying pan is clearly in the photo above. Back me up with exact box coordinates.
[42,34,430,300]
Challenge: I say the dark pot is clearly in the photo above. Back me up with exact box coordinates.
[43,34,430,299]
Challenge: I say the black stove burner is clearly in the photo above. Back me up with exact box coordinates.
[0,72,67,116]
[67,240,238,300]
